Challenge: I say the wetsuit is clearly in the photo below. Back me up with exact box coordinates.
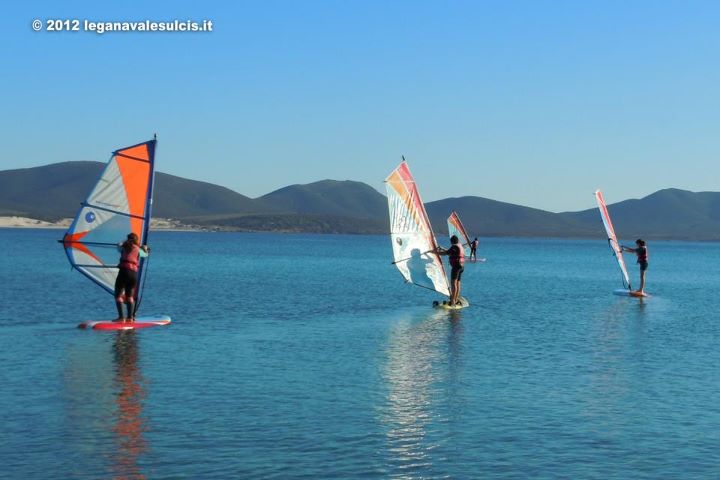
[636,245,648,271]
[470,240,478,258]
[449,244,465,281]
[115,244,147,318]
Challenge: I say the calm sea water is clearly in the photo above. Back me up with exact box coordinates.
[1,229,719,479]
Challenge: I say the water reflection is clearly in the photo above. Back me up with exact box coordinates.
[63,332,148,479]
[111,332,147,480]
[585,299,650,433]
[588,302,630,408]
[379,310,464,477]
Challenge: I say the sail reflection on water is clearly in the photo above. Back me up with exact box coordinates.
[378,311,464,477]
[62,333,149,479]
[111,332,147,480]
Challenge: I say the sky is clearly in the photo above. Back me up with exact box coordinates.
[2,0,719,212]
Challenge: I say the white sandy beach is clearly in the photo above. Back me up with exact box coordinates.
[0,216,71,229]
[0,216,199,231]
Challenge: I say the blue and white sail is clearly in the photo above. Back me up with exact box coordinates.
[62,139,157,304]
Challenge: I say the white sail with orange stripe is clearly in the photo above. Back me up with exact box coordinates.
[385,160,450,297]
[447,211,471,248]
[62,139,157,301]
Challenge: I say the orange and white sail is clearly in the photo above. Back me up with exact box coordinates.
[595,190,631,289]
[385,160,450,297]
[447,211,471,248]
[62,139,157,302]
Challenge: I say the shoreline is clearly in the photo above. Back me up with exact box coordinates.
[2,216,718,241]
[0,216,202,232]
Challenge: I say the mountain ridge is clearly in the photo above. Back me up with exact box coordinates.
[1,162,718,239]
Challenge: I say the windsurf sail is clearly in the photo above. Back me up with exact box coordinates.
[594,190,631,290]
[447,211,471,248]
[385,160,450,297]
[62,138,157,308]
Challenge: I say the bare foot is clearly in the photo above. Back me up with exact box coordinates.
[115,317,125,323]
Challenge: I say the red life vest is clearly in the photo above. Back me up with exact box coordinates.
[449,244,465,268]
[637,246,648,262]
[119,244,140,272]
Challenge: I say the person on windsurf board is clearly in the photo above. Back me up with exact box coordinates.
[470,237,479,261]
[115,233,149,323]
[622,239,648,294]
[436,235,465,306]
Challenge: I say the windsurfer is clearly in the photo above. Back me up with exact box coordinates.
[436,235,465,306]
[115,233,149,322]
[622,239,648,294]
[470,237,479,261]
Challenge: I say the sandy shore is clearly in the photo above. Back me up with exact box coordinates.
[0,216,71,229]
[0,216,201,231]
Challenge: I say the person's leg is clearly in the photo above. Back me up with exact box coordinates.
[114,272,126,320]
[639,266,646,292]
[115,297,125,320]
[124,271,138,321]
[452,268,463,305]
[449,268,458,305]
[125,298,135,322]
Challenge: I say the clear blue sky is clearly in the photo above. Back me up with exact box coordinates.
[2,1,719,212]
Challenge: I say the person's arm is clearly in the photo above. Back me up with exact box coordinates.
[435,246,448,256]
[621,246,636,253]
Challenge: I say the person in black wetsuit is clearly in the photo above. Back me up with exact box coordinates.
[622,238,648,294]
[115,233,149,322]
[436,235,465,306]
[470,237,479,261]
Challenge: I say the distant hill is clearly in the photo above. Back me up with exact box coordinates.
[258,180,387,218]
[189,213,387,234]
[154,171,263,218]
[426,190,720,241]
[426,196,598,238]
[0,161,263,220]
[1,162,719,239]
[560,189,720,241]
[0,161,106,219]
